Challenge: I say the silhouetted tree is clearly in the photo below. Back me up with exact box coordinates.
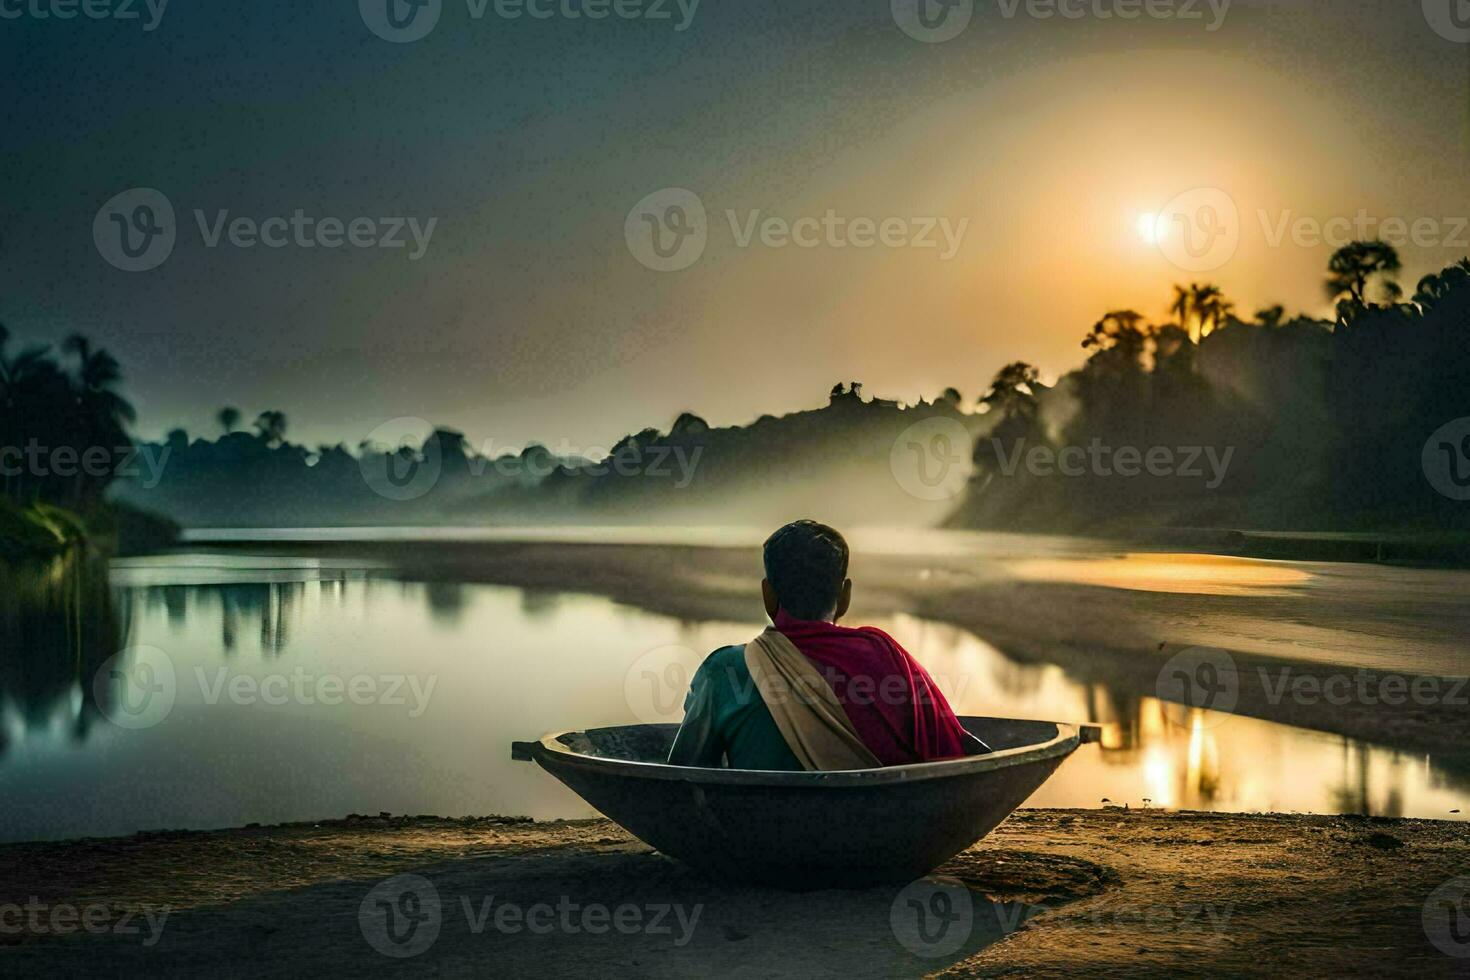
[0,330,135,507]
[253,411,288,445]
[1254,305,1286,330]
[1170,284,1233,342]
[671,412,711,438]
[1326,241,1402,309]
[1414,259,1470,312]
[979,363,1040,421]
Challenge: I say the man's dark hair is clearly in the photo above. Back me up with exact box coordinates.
[763,520,849,621]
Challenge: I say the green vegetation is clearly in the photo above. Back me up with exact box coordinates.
[1,323,177,559]
[0,500,88,561]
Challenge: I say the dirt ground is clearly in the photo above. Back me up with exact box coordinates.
[2,808,1468,978]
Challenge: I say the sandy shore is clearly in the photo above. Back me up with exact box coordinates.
[3,809,1468,977]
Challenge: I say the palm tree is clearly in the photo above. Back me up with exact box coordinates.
[61,334,136,504]
[1169,284,1233,341]
[218,406,241,434]
[0,323,55,396]
[1326,241,1402,310]
[1191,284,1234,340]
[253,410,289,445]
[1169,285,1194,340]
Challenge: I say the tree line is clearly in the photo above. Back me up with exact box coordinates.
[952,244,1470,532]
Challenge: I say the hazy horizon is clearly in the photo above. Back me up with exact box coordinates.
[4,1,1467,449]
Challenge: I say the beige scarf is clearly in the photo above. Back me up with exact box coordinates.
[744,628,882,772]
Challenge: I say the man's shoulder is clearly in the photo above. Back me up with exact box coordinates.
[701,644,748,671]
[693,644,752,690]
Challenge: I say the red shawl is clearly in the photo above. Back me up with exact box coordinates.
[772,609,971,766]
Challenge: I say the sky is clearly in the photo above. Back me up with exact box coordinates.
[2,0,1467,451]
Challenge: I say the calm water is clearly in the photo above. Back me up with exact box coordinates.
[0,546,1465,843]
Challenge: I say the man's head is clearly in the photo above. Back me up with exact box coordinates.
[761,520,852,623]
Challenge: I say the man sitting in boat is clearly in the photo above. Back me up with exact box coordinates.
[668,520,976,771]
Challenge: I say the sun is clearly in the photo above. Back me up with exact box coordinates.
[1136,212,1162,245]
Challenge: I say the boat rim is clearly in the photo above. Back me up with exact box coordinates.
[514,719,1098,787]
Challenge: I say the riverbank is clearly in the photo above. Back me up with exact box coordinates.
[2,809,1466,977]
[1134,527,1470,568]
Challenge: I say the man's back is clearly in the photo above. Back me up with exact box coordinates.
[667,645,802,771]
[666,520,973,772]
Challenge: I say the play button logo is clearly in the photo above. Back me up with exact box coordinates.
[360,0,442,43]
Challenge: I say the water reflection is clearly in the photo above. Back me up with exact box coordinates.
[887,616,1466,819]
[0,552,125,755]
[139,582,306,655]
[0,557,1463,843]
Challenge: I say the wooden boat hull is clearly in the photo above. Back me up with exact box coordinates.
[513,716,1096,888]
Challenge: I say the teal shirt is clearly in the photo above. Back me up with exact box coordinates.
[667,645,803,771]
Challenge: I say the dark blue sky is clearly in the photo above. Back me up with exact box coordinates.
[3,1,1466,450]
